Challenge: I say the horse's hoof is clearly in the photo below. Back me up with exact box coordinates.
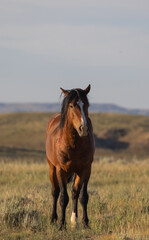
[50,215,58,224]
[58,226,62,231]
[82,220,90,229]
[50,217,57,224]
[59,224,66,231]
[85,224,90,229]
[50,219,56,224]
[71,223,79,229]
[83,224,90,229]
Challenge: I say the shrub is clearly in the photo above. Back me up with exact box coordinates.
[1,196,45,232]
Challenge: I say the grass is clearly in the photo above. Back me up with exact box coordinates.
[0,112,53,150]
[1,158,149,239]
[90,113,149,132]
[1,112,149,239]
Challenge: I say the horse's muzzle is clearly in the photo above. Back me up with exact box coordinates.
[78,125,88,137]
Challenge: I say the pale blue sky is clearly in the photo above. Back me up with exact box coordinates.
[0,0,149,108]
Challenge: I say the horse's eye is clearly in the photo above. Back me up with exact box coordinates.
[70,105,73,108]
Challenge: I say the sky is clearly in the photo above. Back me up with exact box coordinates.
[0,0,149,109]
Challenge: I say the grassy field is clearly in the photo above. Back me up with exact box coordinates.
[1,158,149,239]
[1,112,149,239]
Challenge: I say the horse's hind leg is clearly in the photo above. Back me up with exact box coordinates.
[79,181,89,227]
[79,167,91,227]
[49,162,60,223]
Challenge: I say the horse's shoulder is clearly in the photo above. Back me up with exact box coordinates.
[46,113,60,136]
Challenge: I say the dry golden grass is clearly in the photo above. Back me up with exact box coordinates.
[1,112,149,239]
[1,158,149,239]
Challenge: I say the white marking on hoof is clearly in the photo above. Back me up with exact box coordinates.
[71,212,79,228]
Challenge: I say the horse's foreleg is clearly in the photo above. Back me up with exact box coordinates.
[71,175,82,228]
[57,169,69,230]
[79,168,91,227]
[49,163,60,223]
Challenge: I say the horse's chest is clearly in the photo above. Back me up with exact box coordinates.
[58,144,90,172]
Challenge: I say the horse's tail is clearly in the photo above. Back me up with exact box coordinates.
[67,173,75,183]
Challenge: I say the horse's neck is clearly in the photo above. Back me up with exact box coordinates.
[60,122,76,149]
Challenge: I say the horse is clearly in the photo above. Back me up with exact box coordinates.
[46,84,95,230]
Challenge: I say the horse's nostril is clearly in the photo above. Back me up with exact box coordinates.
[79,125,82,132]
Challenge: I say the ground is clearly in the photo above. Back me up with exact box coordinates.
[0,157,149,240]
[1,112,149,239]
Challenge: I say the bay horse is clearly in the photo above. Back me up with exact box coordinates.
[46,84,95,230]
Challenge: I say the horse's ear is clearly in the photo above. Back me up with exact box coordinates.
[84,84,91,95]
[60,88,69,97]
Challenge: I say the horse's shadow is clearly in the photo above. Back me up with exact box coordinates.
[94,134,129,150]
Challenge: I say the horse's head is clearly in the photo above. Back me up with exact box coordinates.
[60,85,91,137]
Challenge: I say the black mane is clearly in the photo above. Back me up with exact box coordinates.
[60,88,89,129]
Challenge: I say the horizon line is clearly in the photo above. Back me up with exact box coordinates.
[0,102,148,111]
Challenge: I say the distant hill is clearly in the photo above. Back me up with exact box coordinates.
[0,102,149,116]
[0,112,149,159]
